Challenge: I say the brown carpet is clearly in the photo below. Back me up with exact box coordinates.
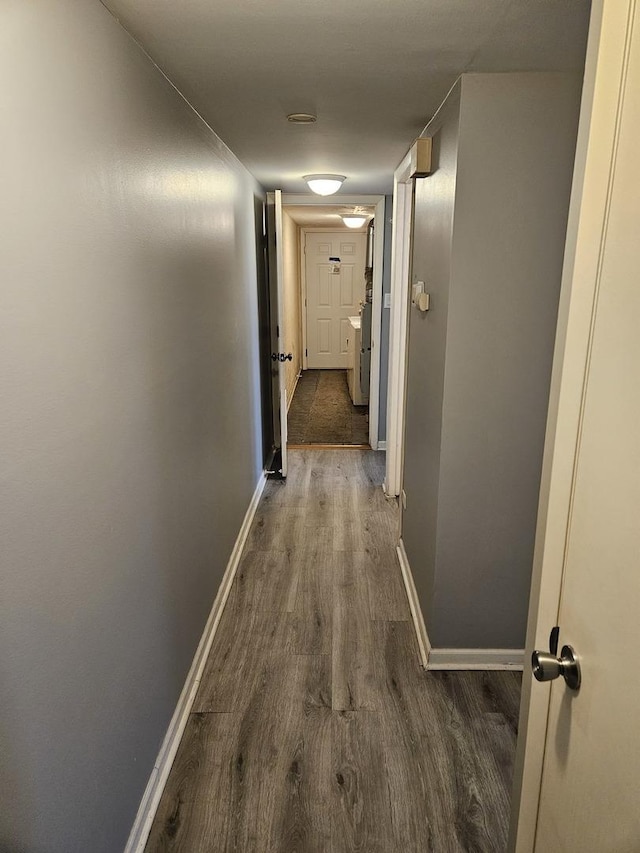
[287,370,369,445]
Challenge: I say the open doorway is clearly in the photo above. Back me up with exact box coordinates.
[276,195,386,450]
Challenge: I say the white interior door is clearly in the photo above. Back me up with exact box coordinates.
[305,231,366,369]
[515,3,640,850]
[266,190,287,477]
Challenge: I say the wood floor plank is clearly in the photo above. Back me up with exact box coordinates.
[304,465,336,527]
[224,654,332,853]
[374,620,466,852]
[260,458,312,509]
[266,655,333,853]
[381,733,456,853]
[356,450,387,487]
[244,506,309,551]
[233,549,298,613]
[436,671,519,850]
[478,669,522,733]
[192,594,285,713]
[356,510,407,621]
[332,514,368,552]
[332,552,379,711]
[332,478,361,515]
[439,679,509,853]
[331,711,392,853]
[285,528,335,655]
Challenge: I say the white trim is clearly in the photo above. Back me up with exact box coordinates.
[377,440,387,450]
[368,196,386,451]
[281,193,384,206]
[300,231,309,370]
[298,226,370,231]
[396,539,430,668]
[287,369,302,414]
[384,155,415,496]
[124,472,267,853]
[427,648,524,671]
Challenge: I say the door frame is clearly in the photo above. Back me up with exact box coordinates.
[300,227,368,376]
[299,227,359,373]
[384,154,415,496]
[253,195,276,470]
[266,190,288,477]
[508,1,633,848]
[282,194,386,449]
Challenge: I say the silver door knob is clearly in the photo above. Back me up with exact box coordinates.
[531,628,581,691]
[531,651,562,682]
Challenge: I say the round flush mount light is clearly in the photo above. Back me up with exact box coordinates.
[303,174,346,196]
[287,113,317,123]
[342,215,367,228]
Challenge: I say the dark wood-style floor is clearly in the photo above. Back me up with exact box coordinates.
[146,450,520,852]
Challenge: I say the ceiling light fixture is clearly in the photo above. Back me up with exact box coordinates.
[303,174,346,196]
[287,113,317,123]
[342,215,367,229]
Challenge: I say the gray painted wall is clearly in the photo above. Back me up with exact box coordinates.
[402,73,582,650]
[0,2,264,850]
[402,85,461,624]
[377,195,393,442]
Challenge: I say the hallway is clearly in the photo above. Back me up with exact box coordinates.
[146,450,520,852]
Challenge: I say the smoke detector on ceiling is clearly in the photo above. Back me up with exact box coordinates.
[287,113,317,123]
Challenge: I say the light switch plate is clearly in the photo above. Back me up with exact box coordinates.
[384,292,391,309]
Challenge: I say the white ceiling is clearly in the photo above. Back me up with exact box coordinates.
[102,0,591,194]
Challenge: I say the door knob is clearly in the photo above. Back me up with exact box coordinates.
[531,627,581,690]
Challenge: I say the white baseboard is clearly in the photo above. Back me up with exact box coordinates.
[377,440,387,450]
[287,369,302,414]
[396,539,524,672]
[396,539,430,668]
[124,471,267,853]
[427,648,524,671]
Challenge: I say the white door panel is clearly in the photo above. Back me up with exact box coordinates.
[340,265,355,306]
[520,4,640,851]
[305,231,366,369]
[318,267,332,305]
[318,319,331,354]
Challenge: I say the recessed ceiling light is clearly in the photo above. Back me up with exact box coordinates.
[342,215,367,228]
[287,113,317,123]
[303,174,346,196]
